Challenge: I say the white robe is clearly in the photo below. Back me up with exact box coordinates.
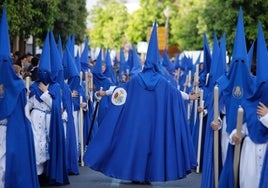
[221,115,229,166]
[26,91,52,175]
[0,119,7,187]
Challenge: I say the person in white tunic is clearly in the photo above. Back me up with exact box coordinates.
[26,82,51,175]
[230,83,268,188]
[26,31,69,185]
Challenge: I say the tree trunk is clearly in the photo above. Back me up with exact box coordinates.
[11,35,19,53]
[19,36,26,54]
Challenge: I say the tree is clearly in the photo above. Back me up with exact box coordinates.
[88,0,128,49]
[201,0,268,55]
[125,0,166,44]
[170,0,206,51]
[2,0,58,53]
[53,0,88,46]
[1,0,87,54]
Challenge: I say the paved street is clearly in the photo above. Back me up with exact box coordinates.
[42,167,201,188]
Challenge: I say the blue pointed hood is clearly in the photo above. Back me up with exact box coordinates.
[57,35,63,60]
[162,49,175,75]
[144,21,159,70]
[231,7,248,65]
[0,6,10,59]
[75,49,81,73]
[49,31,63,83]
[130,44,142,76]
[247,41,255,72]
[92,48,103,75]
[62,46,79,80]
[103,49,117,84]
[256,21,268,85]
[119,47,127,81]
[0,6,25,118]
[38,32,52,85]
[216,34,227,79]
[92,49,112,90]
[199,33,211,89]
[80,38,90,72]
[66,35,75,60]
[137,21,162,91]
[219,7,255,134]
[207,33,219,89]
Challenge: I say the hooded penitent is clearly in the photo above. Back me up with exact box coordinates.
[83,20,197,182]
[0,6,40,188]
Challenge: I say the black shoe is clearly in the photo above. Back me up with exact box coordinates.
[131,181,151,185]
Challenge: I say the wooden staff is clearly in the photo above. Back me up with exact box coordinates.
[186,70,192,121]
[194,64,199,124]
[79,96,84,166]
[89,70,93,102]
[213,85,219,188]
[25,76,31,97]
[80,71,83,86]
[85,71,89,100]
[196,89,204,173]
[187,70,192,88]
[233,106,244,188]
[176,68,181,89]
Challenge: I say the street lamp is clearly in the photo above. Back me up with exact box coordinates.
[164,5,171,49]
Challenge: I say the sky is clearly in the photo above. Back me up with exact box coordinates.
[86,0,140,27]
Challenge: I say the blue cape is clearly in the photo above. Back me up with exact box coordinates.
[5,91,40,188]
[84,68,197,182]
[45,83,69,185]
[242,82,268,143]
[62,83,79,175]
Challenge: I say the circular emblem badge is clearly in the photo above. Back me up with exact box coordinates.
[232,86,243,99]
[111,87,127,106]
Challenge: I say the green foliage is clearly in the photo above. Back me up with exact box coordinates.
[88,0,128,49]
[201,0,268,55]
[1,0,268,54]
[125,0,166,44]
[2,0,58,39]
[0,0,87,51]
[170,0,205,50]
[53,0,88,45]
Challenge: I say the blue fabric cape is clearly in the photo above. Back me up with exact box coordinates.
[5,91,40,188]
[0,46,39,187]
[242,82,268,143]
[45,83,69,185]
[84,68,197,182]
[218,144,235,188]
[62,83,79,175]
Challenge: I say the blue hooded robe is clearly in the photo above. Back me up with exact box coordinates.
[0,6,39,188]
[84,21,197,182]
[83,67,197,182]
